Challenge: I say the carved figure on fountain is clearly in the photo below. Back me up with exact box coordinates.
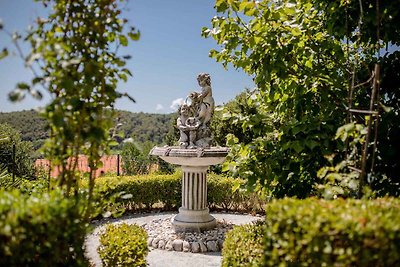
[177,73,215,149]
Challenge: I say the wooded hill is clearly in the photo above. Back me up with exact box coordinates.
[0,110,175,149]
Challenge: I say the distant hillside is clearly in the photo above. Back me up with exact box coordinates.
[115,110,175,144]
[0,110,48,149]
[0,109,175,149]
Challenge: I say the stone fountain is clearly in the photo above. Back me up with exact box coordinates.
[150,73,229,232]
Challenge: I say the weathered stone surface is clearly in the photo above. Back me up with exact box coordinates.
[200,242,208,253]
[182,241,191,252]
[151,238,160,248]
[217,239,224,250]
[165,240,173,251]
[147,237,153,247]
[139,216,256,254]
[158,240,166,249]
[206,240,218,252]
[191,242,200,253]
[172,239,183,251]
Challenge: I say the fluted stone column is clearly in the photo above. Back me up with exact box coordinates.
[172,165,216,232]
[150,146,229,232]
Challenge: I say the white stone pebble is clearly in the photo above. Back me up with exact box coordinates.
[141,216,234,253]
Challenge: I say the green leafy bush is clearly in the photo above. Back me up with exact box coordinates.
[93,171,265,214]
[221,223,264,267]
[263,198,400,266]
[0,123,36,179]
[0,189,88,266]
[0,166,21,189]
[208,173,266,212]
[98,223,148,267]
[94,172,181,211]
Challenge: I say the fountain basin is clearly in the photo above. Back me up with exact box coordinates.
[150,146,229,232]
[150,146,229,166]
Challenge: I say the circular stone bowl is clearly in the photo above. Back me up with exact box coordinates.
[149,146,229,166]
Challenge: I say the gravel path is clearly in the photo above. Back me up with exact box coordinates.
[85,212,262,267]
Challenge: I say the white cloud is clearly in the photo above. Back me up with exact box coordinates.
[155,104,164,111]
[170,98,185,110]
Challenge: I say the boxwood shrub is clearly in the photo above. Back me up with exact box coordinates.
[94,171,265,214]
[221,223,264,267]
[263,198,400,266]
[94,172,182,211]
[98,223,148,267]
[0,189,88,266]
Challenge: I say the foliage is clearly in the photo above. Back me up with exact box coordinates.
[1,0,140,208]
[94,172,181,211]
[0,189,89,266]
[210,90,255,147]
[18,174,50,195]
[91,172,264,215]
[221,223,264,267]
[263,198,400,266]
[370,51,400,196]
[0,123,36,179]
[204,0,400,198]
[116,110,174,145]
[0,166,21,190]
[0,110,174,152]
[120,138,175,175]
[316,122,367,199]
[121,139,153,175]
[208,173,266,212]
[98,223,148,267]
[0,110,48,150]
[203,0,347,198]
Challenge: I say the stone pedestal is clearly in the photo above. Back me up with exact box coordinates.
[172,165,216,231]
[150,147,229,232]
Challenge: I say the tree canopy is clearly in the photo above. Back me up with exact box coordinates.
[204,0,400,198]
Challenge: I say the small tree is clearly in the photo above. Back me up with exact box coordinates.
[203,0,400,198]
[1,0,139,213]
[0,123,35,179]
[203,0,347,197]
[121,140,151,176]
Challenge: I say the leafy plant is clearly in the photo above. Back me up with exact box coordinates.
[203,0,348,198]
[121,139,152,175]
[90,172,264,215]
[0,189,89,266]
[0,123,35,179]
[316,122,367,199]
[0,166,21,190]
[1,0,140,218]
[221,222,264,267]
[98,223,148,267]
[203,0,400,198]
[262,198,400,266]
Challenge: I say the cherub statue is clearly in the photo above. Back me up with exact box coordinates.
[192,73,215,126]
[177,104,201,148]
[177,73,215,149]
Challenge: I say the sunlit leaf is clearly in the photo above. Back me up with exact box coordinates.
[119,35,128,46]
[0,48,8,60]
[8,89,25,102]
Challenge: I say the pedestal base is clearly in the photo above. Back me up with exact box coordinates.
[172,207,216,232]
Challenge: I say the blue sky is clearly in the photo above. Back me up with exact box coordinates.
[0,0,254,114]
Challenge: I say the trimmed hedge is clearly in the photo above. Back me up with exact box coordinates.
[94,172,181,211]
[94,171,265,214]
[221,223,264,267]
[222,198,400,266]
[98,223,148,267]
[208,173,265,212]
[0,190,88,266]
[263,198,400,266]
